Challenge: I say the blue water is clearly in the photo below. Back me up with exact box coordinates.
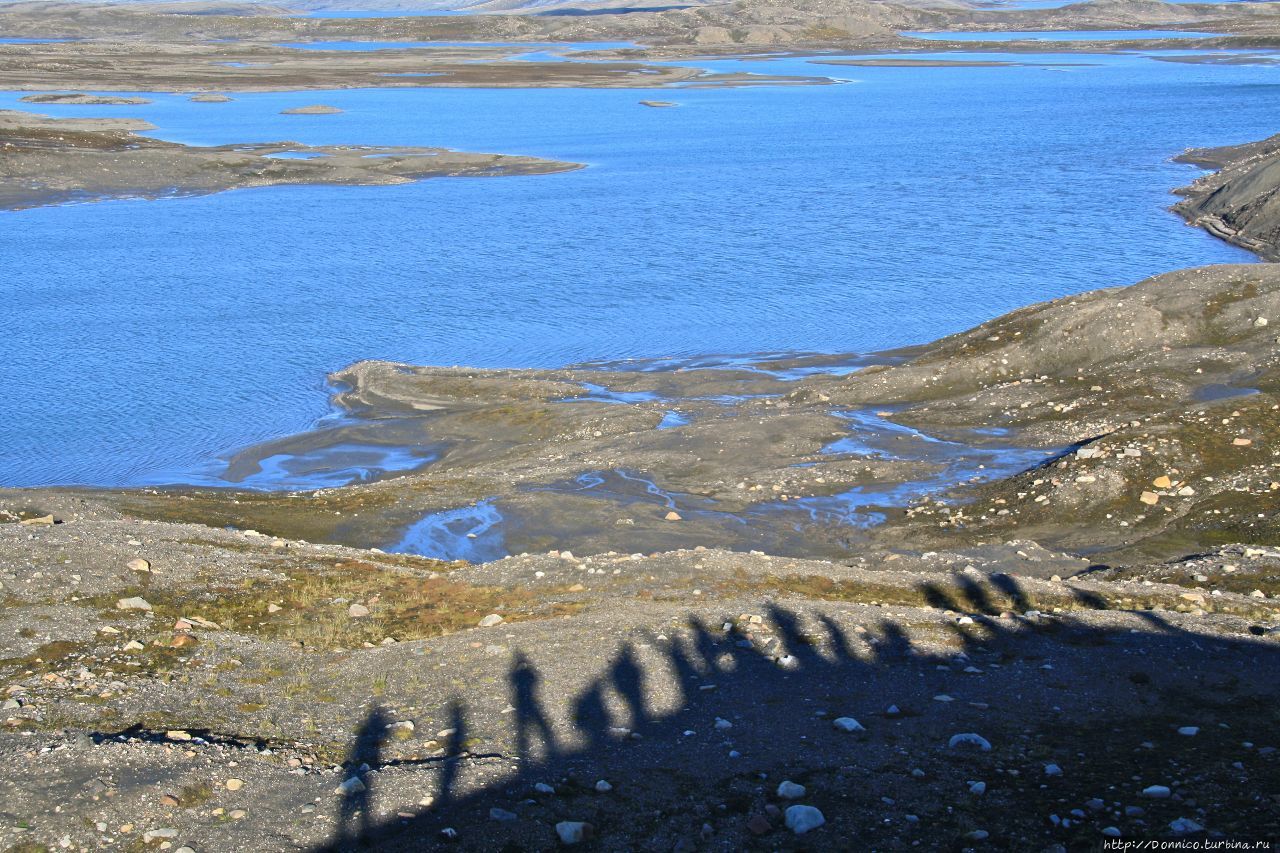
[1,49,1274,488]
[903,30,1224,41]
[0,37,72,44]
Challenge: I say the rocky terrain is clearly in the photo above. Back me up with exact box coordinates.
[0,0,1278,96]
[1175,132,1280,262]
[0,108,580,209]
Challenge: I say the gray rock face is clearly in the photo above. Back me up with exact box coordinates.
[1175,133,1280,261]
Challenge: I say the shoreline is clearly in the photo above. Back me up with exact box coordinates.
[0,107,583,211]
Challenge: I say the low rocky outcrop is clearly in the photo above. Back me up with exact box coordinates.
[1175,133,1280,261]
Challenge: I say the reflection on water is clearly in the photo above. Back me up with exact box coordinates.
[149,442,438,491]
[395,499,505,562]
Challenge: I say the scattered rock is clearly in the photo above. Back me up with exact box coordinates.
[556,821,591,844]
[784,804,825,835]
[776,780,806,799]
[948,733,992,751]
[478,613,504,628]
[116,596,152,611]
[832,716,865,733]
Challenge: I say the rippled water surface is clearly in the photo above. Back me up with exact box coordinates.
[2,50,1276,486]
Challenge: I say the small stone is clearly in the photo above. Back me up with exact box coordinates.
[832,717,865,733]
[267,603,282,613]
[1169,817,1204,835]
[19,514,54,526]
[1152,476,1172,489]
[776,780,806,799]
[1177,726,1199,736]
[127,558,151,572]
[1142,785,1172,798]
[335,776,366,795]
[165,730,192,741]
[159,793,180,807]
[534,782,555,794]
[1233,438,1253,446]
[969,781,986,794]
[664,511,682,521]
[122,640,145,651]
[116,597,152,612]
[746,814,772,835]
[347,603,370,618]
[1102,826,1121,838]
[555,821,591,844]
[1139,491,1159,506]
[1044,763,1063,777]
[784,805,825,835]
[594,779,612,793]
[142,829,178,843]
[966,829,990,841]
[229,809,246,820]
[948,733,992,751]
[226,778,244,791]
[489,807,517,821]
[714,717,733,730]
[478,614,504,628]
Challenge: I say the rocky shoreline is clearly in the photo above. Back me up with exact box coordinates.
[0,108,581,210]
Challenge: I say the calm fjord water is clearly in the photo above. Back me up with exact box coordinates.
[2,51,1276,486]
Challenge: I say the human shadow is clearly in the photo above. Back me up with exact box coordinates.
[334,703,389,848]
[315,574,1280,851]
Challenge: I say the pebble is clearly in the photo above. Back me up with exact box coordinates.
[1177,726,1199,736]
[116,597,152,611]
[335,777,366,795]
[714,717,733,730]
[142,829,178,843]
[534,782,555,794]
[127,558,151,572]
[784,805,825,835]
[1169,817,1205,835]
[347,603,369,618]
[478,613,504,628]
[556,821,590,844]
[1141,785,1171,798]
[966,830,990,841]
[1044,763,1063,777]
[948,733,992,751]
[776,780,806,799]
[226,778,244,791]
[595,779,612,793]
[969,781,986,795]
[664,511,682,521]
[832,717,864,733]
[489,807,517,822]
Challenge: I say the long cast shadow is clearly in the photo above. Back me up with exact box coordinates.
[314,574,1280,851]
